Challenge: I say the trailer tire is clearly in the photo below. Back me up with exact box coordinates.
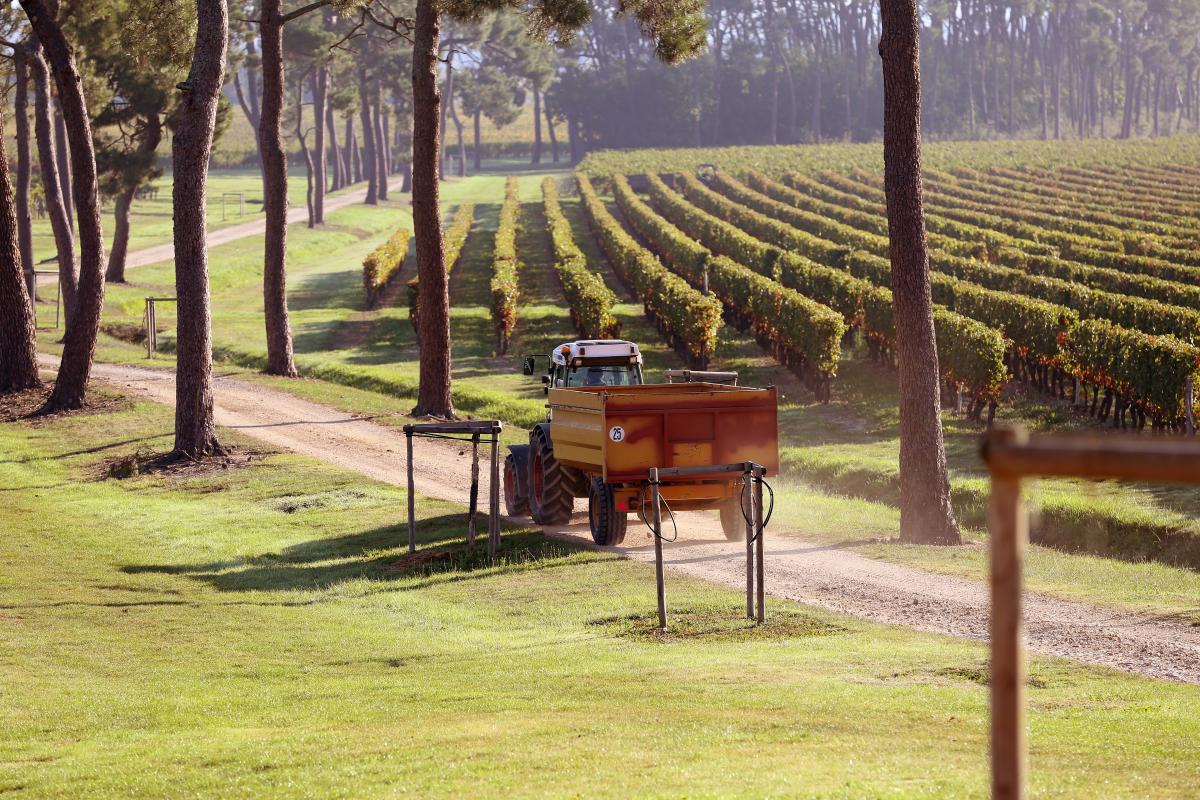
[720,490,751,541]
[504,453,529,517]
[528,427,574,526]
[588,478,628,546]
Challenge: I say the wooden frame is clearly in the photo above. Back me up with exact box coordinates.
[143,297,177,358]
[404,421,503,558]
[981,426,1200,800]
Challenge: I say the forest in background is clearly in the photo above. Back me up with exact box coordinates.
[202,0,1200,170]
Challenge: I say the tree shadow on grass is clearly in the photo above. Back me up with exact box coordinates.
[289,268,364,313]
[121,513,611,594]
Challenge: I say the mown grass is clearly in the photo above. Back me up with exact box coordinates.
[27,171,335,271]
[3,393,1200,798]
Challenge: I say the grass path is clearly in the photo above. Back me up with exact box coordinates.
[512,194,572,357]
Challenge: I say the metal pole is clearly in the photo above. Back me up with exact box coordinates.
[754,467,765,624]
[54,280,60,329]
[488,432,500,558]
[744,469,754,619]
[989,452,1028,798]
[145,299,152,358]
[467,432,479,550]
[650,468,666,630]
[406,430,416,553]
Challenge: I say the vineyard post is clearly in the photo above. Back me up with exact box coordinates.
[1186,378,1195,436]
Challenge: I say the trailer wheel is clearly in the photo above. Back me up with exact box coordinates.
[720,491,752,541]
[528,427,573,526]
[588,478,628,546]
[504,453,529,516]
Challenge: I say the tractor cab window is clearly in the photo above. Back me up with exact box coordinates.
[565,365,641,387]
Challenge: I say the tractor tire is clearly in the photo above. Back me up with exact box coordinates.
[588,478,628,546]
[504,453,529,517]
[527,427,574,526]
[720,489,752,541]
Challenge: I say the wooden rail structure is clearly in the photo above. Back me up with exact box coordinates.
[647,461,768,629]
[981,426,1200,800]
[143,297,177,358]
[220,191,246,221]
[32,269,61,330]
[404,421,503,558]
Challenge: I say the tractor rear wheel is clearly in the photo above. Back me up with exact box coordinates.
[720,489,752,541]
[504,453,528,516]
[528,427,574,526]
[588,478,628,546]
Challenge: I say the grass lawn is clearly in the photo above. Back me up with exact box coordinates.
[28,171,349,270]
[2,393,1199,798]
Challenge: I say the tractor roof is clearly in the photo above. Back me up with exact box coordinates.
[551,340,643,366]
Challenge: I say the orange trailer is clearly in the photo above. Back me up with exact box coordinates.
[505,381,779,545]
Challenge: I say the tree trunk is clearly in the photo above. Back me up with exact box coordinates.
[439,53,453,177]
[326,103,342,191]
[357,61,378,204]
[105,187,136,283]
[448,74,467,176]
[543,97,559,163]
[53,102,73,236]
[411,0,453,418]
[297,73,316,229]
[172,0,227,458]
[473,107,482,171]
[346,117,360,184]
[373,80,389,200]
[877,0,960,545]
[567,108,580,164]
[28,44,76,323]
[106,114,161,283]
[257,0,298,377]
[313,64,327,223]
[21,0,107,412]
[0,102,40,394]
[13,48,35,305]
[531,84,542,164]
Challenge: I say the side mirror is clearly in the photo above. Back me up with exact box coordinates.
[522,357,536,376]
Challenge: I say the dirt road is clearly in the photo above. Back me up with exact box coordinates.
[34,187,371,287]
[47,358,1200,683]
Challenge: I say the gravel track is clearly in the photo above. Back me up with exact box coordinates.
[50,358,1200,684]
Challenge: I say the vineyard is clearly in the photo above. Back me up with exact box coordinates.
[561,141,1200,434]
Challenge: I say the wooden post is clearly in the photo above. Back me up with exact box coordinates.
[488,432,500,558]
[988,429,1028,800]
[467,432,479,549]
[406,429,416,553]
[753,467,765,624]
[650,468,667,630]
[744,472,754,619]
[1186,378,1195,437]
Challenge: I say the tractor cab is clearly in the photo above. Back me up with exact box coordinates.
[524,340,644,392]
